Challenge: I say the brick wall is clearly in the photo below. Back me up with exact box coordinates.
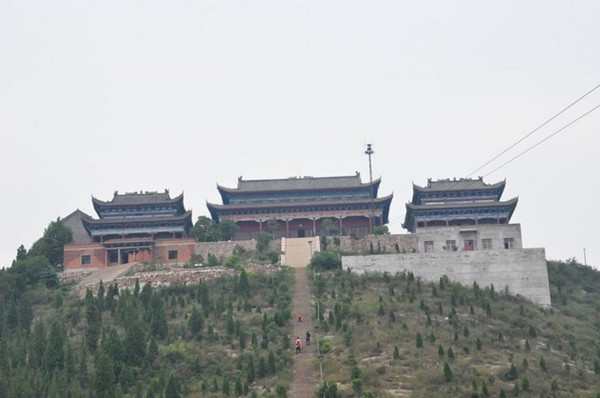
[154,239,196,264]
[63,243,106,270]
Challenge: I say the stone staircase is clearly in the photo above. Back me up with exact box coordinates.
[281,237,320,268]
[76,262,134,289]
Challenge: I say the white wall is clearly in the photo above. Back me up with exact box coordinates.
[342,248,551,307]
[416,224,523,252]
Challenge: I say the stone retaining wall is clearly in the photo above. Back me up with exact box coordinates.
[194,240,281,263]
[70,264,281,297]
[322,234,417,255]
[342,248,551,307]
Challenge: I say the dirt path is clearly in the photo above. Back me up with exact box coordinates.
[291,267,317,397]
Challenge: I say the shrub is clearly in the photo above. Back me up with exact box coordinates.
[310,251,341,270]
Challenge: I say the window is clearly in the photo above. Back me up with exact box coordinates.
[445,240,457,251]
[504,238,514,249]
[482,239,492,250]
[168,250,178,260]
[424,241,434,253]
[81,255,91,265]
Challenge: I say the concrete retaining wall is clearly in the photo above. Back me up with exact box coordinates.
[342,248,551,307]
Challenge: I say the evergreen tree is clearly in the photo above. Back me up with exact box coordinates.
[44,318,66,374]
[85,291,101,352]
[94,348,115,397]
[268,351,276,374]
[257,356,267,378]
[140,284,153,309]
[124,322,146,366]
[443,362,453,382]
[238,269,250,297]
[134,278,140,298]
[165,374,181,398]
[188,305,203,338]
[28,218,72,266]
[247,353,255,384]
[29,318,46,369]
[149,294,168,339]
[416,332,423,348]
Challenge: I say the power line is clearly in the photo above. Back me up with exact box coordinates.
[467,83,600,177]
[484,103,600,177]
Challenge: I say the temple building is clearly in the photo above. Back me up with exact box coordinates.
[403,178,521,252]
[207,173,393,239]
[63,190,195,269]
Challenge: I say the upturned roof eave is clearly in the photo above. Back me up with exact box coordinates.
[91,192,185,208]
[83,210,193,226]
[216,176,382,195]
[405,197,518,211]
[206,194,393,211]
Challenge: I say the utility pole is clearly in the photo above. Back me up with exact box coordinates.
[583,248,587,266]
[365,143,374,235]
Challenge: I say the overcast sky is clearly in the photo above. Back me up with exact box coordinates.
[1,1,598,269]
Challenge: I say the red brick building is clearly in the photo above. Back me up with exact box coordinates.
[63,190,195,270]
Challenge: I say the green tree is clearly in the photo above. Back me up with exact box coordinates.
[165,374,180,398]
[266,218,279,236]
[373,225,389,235]
[443,362,453,382]
[85,291,101,352]
[246,353,255,384]
[15,244,27,262]
[219,219,240,241]
[28,218,72,266]
[124,322,146,366]
[8,255,58,289]
[44,318,66,374]
[29,318,46,368]
[540,355,547,372]
[505,363,518,380]
[94,348,115,397]
[416,332,423,348]
[190,216,221,242]
[188,305,204,337]
[238,269,250,297]
[149,294,168,339]
[310,251,341,270]
[256,232,272,254]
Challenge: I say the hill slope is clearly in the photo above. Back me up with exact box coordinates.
[311,259,600,397]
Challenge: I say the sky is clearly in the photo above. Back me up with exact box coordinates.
[1,1,599,269]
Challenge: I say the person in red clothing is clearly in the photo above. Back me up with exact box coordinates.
[297,313,302,322]
[295,336,302,354]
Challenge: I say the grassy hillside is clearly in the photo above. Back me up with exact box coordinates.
[1,255,599,397]
[311,259,600,397]
[0,266,294,397]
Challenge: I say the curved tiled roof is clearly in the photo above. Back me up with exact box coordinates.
[83,210,193,226]
[92,191,186,216]
[92,191,183,206]
[405,197,517,211]
[217,175,381,193]
[411,178,506,204]
[207,194,393,224]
